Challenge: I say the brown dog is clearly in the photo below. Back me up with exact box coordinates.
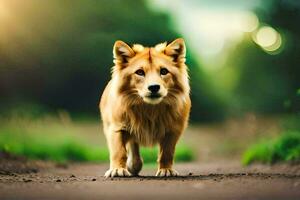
[100,38,191,177]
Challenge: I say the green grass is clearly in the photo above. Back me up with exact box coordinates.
[0,116,194,164]
[0,127,109,163]
[242,131,300,165]
[141,145,194,163]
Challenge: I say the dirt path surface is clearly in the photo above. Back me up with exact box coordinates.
[1,161,300,200]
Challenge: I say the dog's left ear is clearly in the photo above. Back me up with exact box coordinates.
[165,38,186,63]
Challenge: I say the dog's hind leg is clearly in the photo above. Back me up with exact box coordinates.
[126,140,143,176]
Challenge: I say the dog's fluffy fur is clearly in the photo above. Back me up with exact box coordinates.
[100,38,191,177]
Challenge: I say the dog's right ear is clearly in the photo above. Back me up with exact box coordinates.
[113,40,135,66]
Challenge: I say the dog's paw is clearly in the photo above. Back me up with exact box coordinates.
[104,168,131,178]
[155,168,179,177]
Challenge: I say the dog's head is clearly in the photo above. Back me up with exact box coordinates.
[112,38,189,105]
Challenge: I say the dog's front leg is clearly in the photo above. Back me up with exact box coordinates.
[104,130,131,178]
[156,133,180,177]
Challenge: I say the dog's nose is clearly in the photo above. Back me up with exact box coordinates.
[148,84,160,93]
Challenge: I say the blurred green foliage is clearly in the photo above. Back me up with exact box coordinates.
[225,0,300,115]
[239,0,300,164]
[242,113,300,165]
[141,145,195,163]
[0,0,225,122]
[0,115,194,163]
[1,132,109,163]
[0,0,299,122]
[242,131,300,165]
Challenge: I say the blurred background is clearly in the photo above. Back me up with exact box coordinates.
[0,0,299,165]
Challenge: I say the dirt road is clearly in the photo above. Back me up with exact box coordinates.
[1,117,299,199]
[1,161,299,200]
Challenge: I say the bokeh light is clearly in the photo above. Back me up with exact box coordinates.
[253,26,282,53]
[263,33,282,52]
[256,26,277,47]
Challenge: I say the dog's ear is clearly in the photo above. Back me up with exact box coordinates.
[113,40,135,66]
[165,38,186,63]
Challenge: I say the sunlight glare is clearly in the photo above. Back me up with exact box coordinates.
[236,11,259,32]
[0,2,9,20]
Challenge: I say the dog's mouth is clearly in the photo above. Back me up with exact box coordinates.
[146,93,162,99]
[143,93,163,104]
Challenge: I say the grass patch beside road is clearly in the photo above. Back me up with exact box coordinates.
[243,115,300,165]
[242,131,300,165]
[0,115,194,163]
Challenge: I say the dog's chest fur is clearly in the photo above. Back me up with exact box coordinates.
[122,104,178,146]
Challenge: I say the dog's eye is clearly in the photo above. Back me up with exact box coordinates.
[160,68,169,75]
[135,69,145,76]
